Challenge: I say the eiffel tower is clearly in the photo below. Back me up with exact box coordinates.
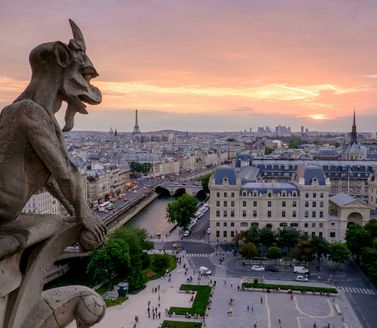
[132,109,141,135]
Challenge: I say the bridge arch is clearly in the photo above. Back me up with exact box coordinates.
[155,186,171,196]
[173,188,186,197]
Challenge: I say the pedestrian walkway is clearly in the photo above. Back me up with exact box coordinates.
[185,253,211,258]
[339,286,375,295]
[181,238,205,243]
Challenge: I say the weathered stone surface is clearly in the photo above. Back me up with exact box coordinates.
[0,20,107,328]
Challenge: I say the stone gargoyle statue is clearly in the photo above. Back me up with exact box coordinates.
[0,20,107,328]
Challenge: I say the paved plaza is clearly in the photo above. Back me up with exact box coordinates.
[69,250,363,328]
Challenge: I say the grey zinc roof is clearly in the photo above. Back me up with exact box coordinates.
[214,165,237,185]
[239,166,259,182]
[294,164,326,185]
[242,182,297,194]
[330,193,355,206]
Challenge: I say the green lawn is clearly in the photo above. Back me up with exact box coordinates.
[143,254,177,280]
[162,320,202,328]
[242,282,337,294]
[168,285,212,316]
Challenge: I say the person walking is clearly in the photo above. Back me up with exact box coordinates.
[247,304,250,312]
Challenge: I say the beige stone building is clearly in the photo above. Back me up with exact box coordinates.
[209,164,370,243]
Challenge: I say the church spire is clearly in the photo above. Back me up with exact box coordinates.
[351,109,357,144]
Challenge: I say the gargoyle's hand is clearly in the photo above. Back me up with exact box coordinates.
[78,214,107,250]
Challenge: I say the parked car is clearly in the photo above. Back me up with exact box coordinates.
[265,265,279,272]
[183,230,190,237]
[250,265,265,272]
[293,266,309,274]
[295,275,309,282]
[206,228,211,234]
[199,266,212,275]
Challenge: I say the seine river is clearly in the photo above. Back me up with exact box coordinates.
[125,196,176,236]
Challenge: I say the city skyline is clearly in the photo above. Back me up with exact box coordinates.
[2,1,377,132]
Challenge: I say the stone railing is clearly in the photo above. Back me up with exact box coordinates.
[0,215,105,328]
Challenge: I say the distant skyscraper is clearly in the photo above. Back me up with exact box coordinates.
[132,109,141,135]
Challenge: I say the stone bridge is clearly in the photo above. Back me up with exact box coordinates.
[155,183,203,197]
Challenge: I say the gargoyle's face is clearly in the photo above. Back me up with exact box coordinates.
[60,47,102,131]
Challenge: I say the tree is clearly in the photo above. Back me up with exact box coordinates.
[310,236,330,267]
[345,224,370,261]
[365,220,377,240]
[264,147,273,155]
[201,173,211,194]
[266,246,282,265]
[167,194,198,229]
[244,225,260,247]
[329,243,350,269]
[277,228,300,252]
[240,242,257,263]
[87,238,130,284]
[232,231,244,248]
[360,238,377,284]
[110,226,149,289]
[259,227,276,250]
[294,240,315,266]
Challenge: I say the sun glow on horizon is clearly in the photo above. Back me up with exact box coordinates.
[309,113,328,120]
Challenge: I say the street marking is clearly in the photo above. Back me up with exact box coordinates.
[339,286,375,295]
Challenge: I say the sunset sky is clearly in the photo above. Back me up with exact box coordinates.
[2,0,377,132]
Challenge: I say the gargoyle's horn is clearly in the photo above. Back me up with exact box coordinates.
[69,19,86,52]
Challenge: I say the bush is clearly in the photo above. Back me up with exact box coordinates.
[168,285,212,316]
[242,282,337,294]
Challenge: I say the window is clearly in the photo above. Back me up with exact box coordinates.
[305,211,308,218]
[312,223,316,228]
[293,201,297,207]
[242,201,247,207]
[313,193,317,198]
[216,211,220,217]
[230,222,234,227]
[224,201,228,207]
[282,201,286,207]
[230,211,235,218]
[253,201,257,207]
[267,211,272,218]
[305,201,309,208]
[320,193,324,198]
[319,223,323,228]
[253,210,257,218]
[223,231,227,237]
[268,192,272,197]
[231,192,235,198]
[319,232,323,237]
[224,210,227,217]
[292,210,296,218]
[216,201,220,207]
[242,210,246,217]
[240,222,248,227]
[216,222,220,227]
[319,211,323,218]
[224,192,227,197]
[312,211,316,218]
[216,231,220,237]
[223,222,227,227]
[268,201,272,207]
[282,211,286,217]
[330,232,336,238]
[231,231,235,237]
[304,223,308,228]
[320,201,324,208]
[312,232,315,236]
[312,201,316,208]
[305,193,309,198]
[231,201,235,207]
[216,192,220,197]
